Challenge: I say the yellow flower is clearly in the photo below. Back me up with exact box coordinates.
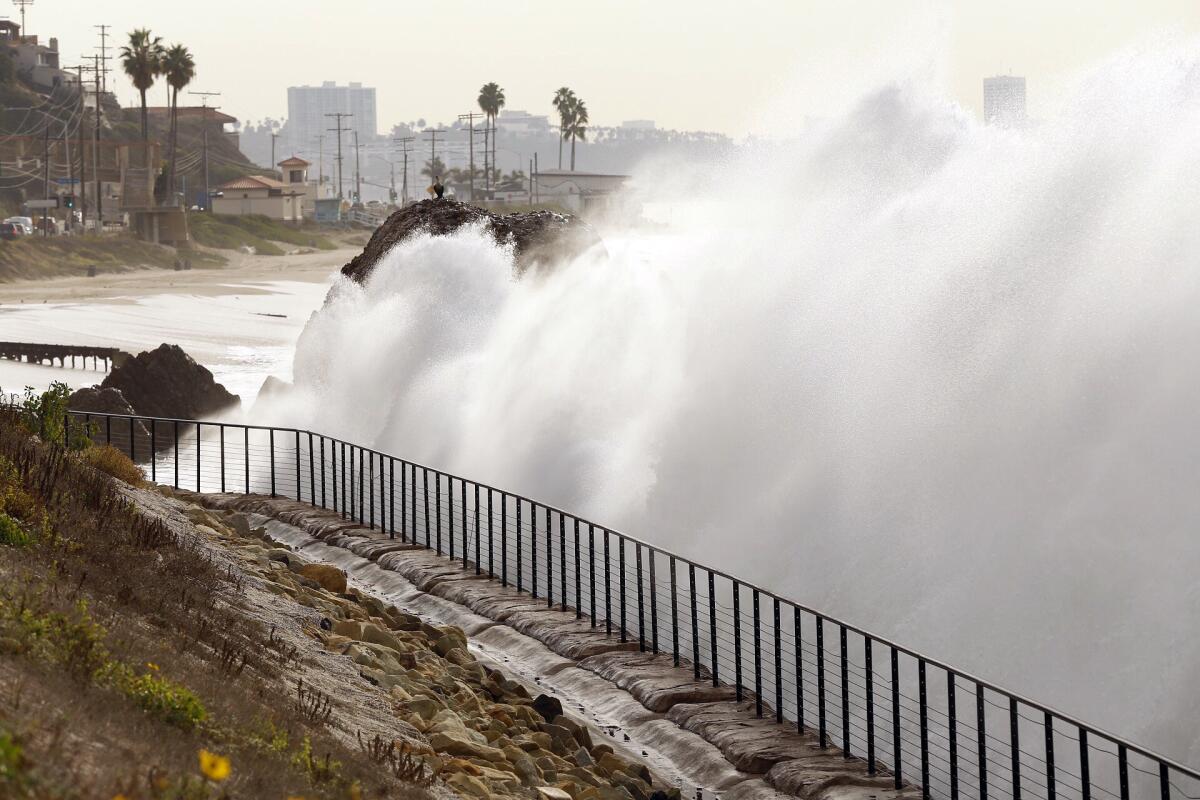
[146,662,159,671]
[198,749,231,781]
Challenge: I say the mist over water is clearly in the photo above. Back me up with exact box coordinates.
[258,44,1200,761]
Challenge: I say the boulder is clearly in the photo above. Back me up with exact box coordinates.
[100,343,239,419]
[298,563,348,594]
[67,386,151,448]
[533,693,564,722]
[340,199,603,284]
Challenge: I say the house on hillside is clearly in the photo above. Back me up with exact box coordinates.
[211,175,303,222]
[2,23,78,91]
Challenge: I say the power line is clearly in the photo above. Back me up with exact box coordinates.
[94,24,111,96]
[393,136,413,204]
[188,90,220,210]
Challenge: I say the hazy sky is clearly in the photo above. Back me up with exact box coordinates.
[33,1,1200,137]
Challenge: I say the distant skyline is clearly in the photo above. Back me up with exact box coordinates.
[30,0,1200,138]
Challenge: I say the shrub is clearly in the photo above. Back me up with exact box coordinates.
[101,662,208,730]
[80,445,144,485]
[0,512,28,547]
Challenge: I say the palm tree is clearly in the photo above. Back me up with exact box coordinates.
[160,44,195,200]
[552,87,575,170]
[420,156,448,180]
[119,28,165,141]
[477,82,505,191]
[567,97,588,171]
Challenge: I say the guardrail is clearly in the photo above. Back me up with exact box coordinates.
[66,409,1200,800]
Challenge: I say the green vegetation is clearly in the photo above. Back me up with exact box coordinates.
[0,234,225,282]
[189,213,337,255]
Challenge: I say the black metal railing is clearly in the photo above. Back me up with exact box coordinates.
[66,410,1200,800]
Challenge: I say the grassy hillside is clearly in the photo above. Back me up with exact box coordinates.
[0,234,224,282]
[189,214,337,256]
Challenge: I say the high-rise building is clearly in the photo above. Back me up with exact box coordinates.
[286,82,378,157]
[983,76,1027,126]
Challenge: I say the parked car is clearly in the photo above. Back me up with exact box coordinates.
[4,217,34,235]
[0,222,25,240]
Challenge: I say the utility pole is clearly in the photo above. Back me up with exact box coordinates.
[42,124,49,236]
[13,0,32,34]
[270,131,278,175]
[94,25,110,95]
[76,63,88,230]
[92,53,102,229]
[188,90,220,211]
[457,113,483,203]
[325,112,351,200]
[423,128,444,183]
[352,130,361,204]
[389,160,396,205]
[63,113,73,232]
[533,152,539,205]
[393,136,413,205]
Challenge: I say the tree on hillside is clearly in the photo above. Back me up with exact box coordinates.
[160,44,195,200]
[477,82,505,191]
[567,97,588,171]
[552,87,575,170]
[119,28,165,141]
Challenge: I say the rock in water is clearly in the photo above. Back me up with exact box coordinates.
[67,385,152,447]
[100,343,239,419]
[340,199,602,284]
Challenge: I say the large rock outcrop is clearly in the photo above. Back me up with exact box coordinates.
[340,199,602,284]
[99,344,239,419]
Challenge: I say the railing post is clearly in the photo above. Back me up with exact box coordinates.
[795,609,804,730]
[977,684,988,800]
[388,457,395,536]
[150,418,156,482]
[459,480,466,564]
[603,529,611,636]
[816,616,826,746]
[173,421,179,488]
[308,433,315,507]
[948,674,957,796]
[532,504,539,599]
[670,557,679,666]
[618,536,626,642]
[648,549,658,651]
[244,427,249,495]
[588,524,596,625]
[545,506,553,608]
[434,471,441,553]
[1079,730,1090,800]
[734,581,743,703]
[635,544,644,650]
[841,625,851,756]
[357,447,364,523]
[920,660,930,798]
[688,564,699,678]
[196,422,201,491]
[753,590,762,717]
[1160,762,1170,800]
[867,637,876,774]
[1119,744,1130,800]
[269,428,276,497]
[331,441,339,512]
[500,493,508,585]
[708,572,718,687]
[1010,697,1021,800]
[893,648,903,789]
[295,430,301,502]
[370,452,376,530]
[1044,711,1055,800]
[573,518,581,619]
[487,487,495,573]
[220,424,226,492]
[516,499,523,592]
[473,484,480,574]
[400,460,406,541]
[560,513,567,612]
[422,467,430,546]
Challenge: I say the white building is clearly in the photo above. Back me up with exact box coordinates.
[277,155,333,217]
[286,82,377,157]
[496,109,550,136]
[533,169,628,214]
[212,175,303,222]
[1,22,77,92]
[983,76,1026,126]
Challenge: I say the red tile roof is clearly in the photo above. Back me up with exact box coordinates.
[278,156,310,167]
[217,175,287,191]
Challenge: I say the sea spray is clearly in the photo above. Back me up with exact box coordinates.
[257,44,1200,762]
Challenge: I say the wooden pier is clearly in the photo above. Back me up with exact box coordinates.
[0,342,132,372]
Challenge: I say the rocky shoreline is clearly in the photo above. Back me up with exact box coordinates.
[153,484,678,800]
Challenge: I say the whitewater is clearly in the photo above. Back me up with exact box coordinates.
[254,43,1200,763]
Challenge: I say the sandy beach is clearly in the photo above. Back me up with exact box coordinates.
[0,247,354,400]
